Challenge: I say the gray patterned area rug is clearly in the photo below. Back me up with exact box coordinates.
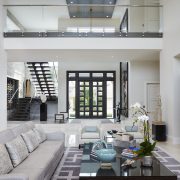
[52,147,83,180]
[153,147,180,179]
[52,147,180,180]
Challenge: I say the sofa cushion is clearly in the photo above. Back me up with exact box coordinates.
[35,140,64,158]
[0,129,15,144]
[5,136,29,167]
[0,144,13,174]
[10,140,64,180]
[81,132,100,139]
[11,167,44,180]
[34,127,47,143]
[21,130,39,153]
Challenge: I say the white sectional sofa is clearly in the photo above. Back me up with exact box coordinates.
[0,122,65,180]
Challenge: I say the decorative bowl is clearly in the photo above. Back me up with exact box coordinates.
[112,130,118,134]
[95,149,116,163]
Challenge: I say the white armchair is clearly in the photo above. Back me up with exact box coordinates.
[79,121,101,147]
[121,119,144,143]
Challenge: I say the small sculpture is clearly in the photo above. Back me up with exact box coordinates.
[40,92,47,103]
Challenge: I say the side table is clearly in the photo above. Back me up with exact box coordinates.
[152,121,166,141]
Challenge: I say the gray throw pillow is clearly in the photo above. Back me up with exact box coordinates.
[33,128,42,144]
[85,126,97,132]
[21,130,39,153]
[33,127,47,143]
[5,136,29,167]
[0,144,13,174]
[125,126,138,132]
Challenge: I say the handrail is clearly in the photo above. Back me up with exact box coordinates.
[3,4,163,8]
[53,62,58,83]
[8,88,19,103]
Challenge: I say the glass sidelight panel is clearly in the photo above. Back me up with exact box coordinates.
[107,81,114,118]
[69,81,76,118]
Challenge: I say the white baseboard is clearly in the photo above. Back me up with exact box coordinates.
[166,135,180,144]
[173,137,180,144]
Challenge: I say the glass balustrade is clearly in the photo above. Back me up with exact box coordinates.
[4,0,163,37]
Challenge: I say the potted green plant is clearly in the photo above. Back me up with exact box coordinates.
[130,103,156,166]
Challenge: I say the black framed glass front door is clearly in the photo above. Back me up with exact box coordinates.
[67,71,116,119]
[77,79,105,118]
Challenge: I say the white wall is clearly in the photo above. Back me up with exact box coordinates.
[129,60,160,107]
[7,62,26,98]
[58,58,160,115]
[4,38,162,50]
[0,1,7,130]
[160,0,180,144]
[129,0,160,32]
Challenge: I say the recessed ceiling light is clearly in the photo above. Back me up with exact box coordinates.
[111,56,114,58]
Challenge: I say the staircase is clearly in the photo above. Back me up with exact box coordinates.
[10,97,31,121]
[27,62,57,100]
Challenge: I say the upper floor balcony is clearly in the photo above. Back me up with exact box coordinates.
[3,0,163,38]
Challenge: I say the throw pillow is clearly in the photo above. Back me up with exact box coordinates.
[33,128,42,144]
[85,126,97,132]
[5,136,29,167]
[33,127,47,143]
[0,144,13,175]
[125,126,138,132]
[21,130,39,153]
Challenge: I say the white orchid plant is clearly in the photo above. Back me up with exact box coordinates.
[130,103,156,157]
[130,103,150,142]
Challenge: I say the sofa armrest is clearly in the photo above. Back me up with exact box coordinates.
[46,131,65,141]
[0,174,29,180]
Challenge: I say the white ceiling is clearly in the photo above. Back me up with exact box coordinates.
[6,49,160,62]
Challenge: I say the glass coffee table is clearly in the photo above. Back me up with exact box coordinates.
[79,143,177,180]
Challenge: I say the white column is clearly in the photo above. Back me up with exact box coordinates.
[160,0,180,144]
[0,1,7,130]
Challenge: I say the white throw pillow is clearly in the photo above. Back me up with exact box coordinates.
[33,127,47,143]
[5,136,29,167]
[21,130,39,153]
[0,144,13,174]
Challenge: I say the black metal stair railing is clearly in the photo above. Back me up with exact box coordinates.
[27,62,57,100]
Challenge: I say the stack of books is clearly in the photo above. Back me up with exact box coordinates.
[121,149,138,158]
